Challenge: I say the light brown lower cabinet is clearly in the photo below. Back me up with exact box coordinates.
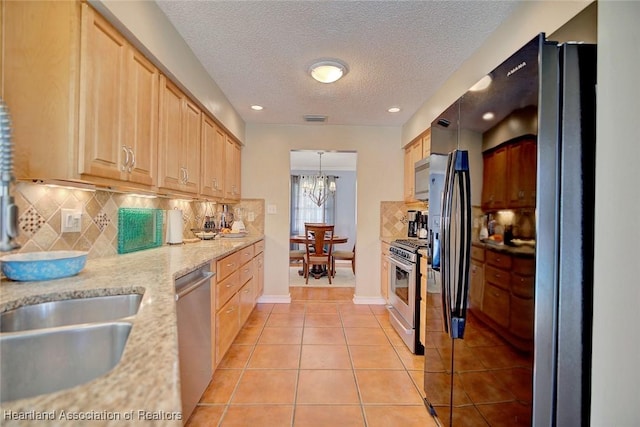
[213,240,264,368]
[215,293,240,365]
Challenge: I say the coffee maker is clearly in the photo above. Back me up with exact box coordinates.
[407,210,418,238]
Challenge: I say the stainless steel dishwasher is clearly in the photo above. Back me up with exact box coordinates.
[175,264,215,423]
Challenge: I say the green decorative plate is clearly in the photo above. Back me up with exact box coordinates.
[118,208,164,254]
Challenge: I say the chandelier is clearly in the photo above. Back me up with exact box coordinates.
[302,152,337,207]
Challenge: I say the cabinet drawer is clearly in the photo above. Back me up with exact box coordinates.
[239,279,255,325]
[216,293,240,363]
[217,252,241,281]
[239,260,254,285]
[239,246,254,265]
[254,239,265,255]
[484,265,510,290]
[483,283,510,328]
[510,294,534,339]
[512,256,535,276]
[486,250,512,269]
[216,270,240,310]
[511,274,534,298]
[471,245,485,262]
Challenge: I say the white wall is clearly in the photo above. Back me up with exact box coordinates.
[591,2,640,425]
[243,124,402,303]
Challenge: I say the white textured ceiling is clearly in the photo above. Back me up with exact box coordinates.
[155,0,522,127]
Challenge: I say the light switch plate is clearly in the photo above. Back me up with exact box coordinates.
[61,209,82,233]
[267,204,277,214]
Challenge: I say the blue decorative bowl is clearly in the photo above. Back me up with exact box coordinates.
[1,251,88,282]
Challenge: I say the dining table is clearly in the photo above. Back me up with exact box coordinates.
[290,235,348,279]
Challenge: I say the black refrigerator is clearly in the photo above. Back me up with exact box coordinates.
[423,34,596,426]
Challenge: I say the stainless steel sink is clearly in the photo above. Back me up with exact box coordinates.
[0,293,143,332]
[0,322,132,402]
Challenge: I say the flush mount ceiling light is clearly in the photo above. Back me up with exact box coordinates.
[309,60,348,84]
[482,112,495,121]
[388,107,401,113]
[250,105,263,111]
[469,74,493,92]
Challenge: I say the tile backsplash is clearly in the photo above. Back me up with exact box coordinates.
[380,201,428,238]
[8,182,264,260]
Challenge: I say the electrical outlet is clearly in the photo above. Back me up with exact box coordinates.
[61,209,82,233]
[247,211,255,222]
[267,204,277,215]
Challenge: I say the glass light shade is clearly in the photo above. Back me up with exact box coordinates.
[309,61,347,83]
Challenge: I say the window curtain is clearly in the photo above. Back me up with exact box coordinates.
[290,175,336,243]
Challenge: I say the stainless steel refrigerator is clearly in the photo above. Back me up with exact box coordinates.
[423,34,596,426]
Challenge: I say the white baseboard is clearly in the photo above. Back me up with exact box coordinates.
[257,294,292,304]
[352,295,387,305]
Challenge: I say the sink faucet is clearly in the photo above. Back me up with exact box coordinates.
[0,99,20,252]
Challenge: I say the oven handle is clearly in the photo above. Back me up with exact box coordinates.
[387,254,415,271]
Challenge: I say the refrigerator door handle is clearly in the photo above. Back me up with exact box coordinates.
[441,150,471,339]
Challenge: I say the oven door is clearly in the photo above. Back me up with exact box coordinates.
[387,254,416,326]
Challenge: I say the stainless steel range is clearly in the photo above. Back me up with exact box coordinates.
[386,239,428,355]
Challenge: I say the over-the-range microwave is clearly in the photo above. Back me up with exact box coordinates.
[414,157,430,200]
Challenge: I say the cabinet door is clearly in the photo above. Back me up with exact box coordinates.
[124,49,158,186]
[404,140,423,202]
[483,283,510,328]
[254,252,265,298]
[380,243,390,300]
[224,137,241,200]
[521,140,537,207]
[421,129,432,158]
[158,76,184,191]
[182,98,201,193]
[469,259,484,311]
[507,140,537,208]
[78,6,126,181]
[216,293,240,365]
[200,115,225,198]
[482,147,508,209]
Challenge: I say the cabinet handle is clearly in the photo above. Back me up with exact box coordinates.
[226,263,235,268]
[128,147,135,173]
[213,178,217,190]
[121,146,129,171]
[226,284,233,288]
[226,307,235,314]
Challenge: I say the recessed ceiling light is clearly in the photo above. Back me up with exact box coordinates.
[309,60,348,84]
[251,105,263,111]
[469,74,493,92]
[482,112,495,121]
[388,107,401,113]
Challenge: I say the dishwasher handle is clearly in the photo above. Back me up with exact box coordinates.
[175,271,215,301]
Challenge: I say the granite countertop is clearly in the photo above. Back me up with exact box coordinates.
[0,235,264,426]
[472,239,535,258]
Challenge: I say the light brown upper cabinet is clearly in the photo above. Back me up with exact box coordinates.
[403,138,423,202]
[224,137,241,201]
[79,6,158,186]
[200,115,226,199]
[3,1,83,181]
[3,1,158,188]
[158,76,201,195]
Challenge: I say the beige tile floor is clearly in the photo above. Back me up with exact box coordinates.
[186,286,438,427]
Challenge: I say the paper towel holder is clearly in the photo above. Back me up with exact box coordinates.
[166,208,184,245]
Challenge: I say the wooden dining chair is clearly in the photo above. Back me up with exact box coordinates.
[332,243,355,276]
[303,223,335,284]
